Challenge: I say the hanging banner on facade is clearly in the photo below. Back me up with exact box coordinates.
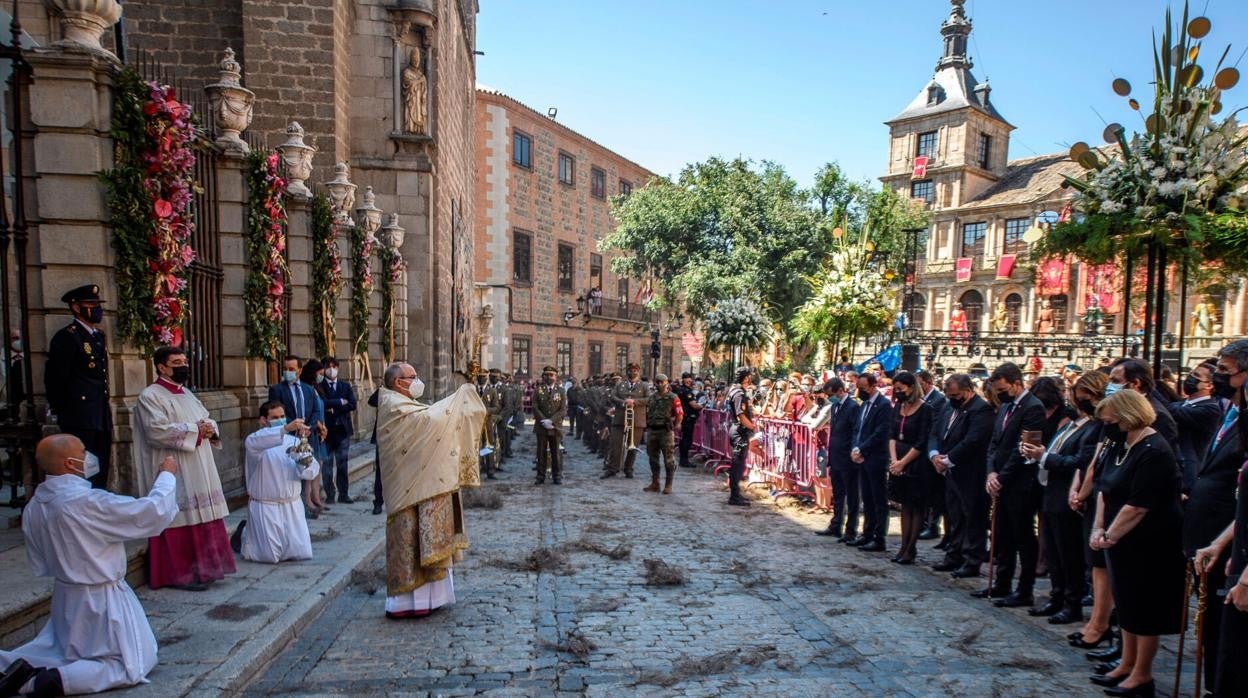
[955,257,973,282]
[1077,262,1123,314]
[681,332,704,359]
[912,156,929,179]
[1037,258,1068,296]
[995,254,1017,280]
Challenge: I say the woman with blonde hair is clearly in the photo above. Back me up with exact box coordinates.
[1087,389,1185,696]
[886,371,934,564]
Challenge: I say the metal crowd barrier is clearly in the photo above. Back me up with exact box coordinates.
[692,410,832,512]
[692,408,732,473]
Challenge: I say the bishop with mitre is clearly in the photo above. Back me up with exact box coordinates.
[376,362,485,619]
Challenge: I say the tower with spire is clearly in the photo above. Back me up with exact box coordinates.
[881,0,1013,210]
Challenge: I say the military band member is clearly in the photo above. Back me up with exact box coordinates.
[644,374,683,494]
[45,284,113,489]
[485,369,505,468]
[533,366,566,485]
[475,371,497,479]
[602,363,649,479]
[500,372,522,459]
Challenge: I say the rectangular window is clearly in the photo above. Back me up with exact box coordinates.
[556,340,572,376]
[591,167,605,199]
[588,341,603,375]
[617,277,629,301]
[512,130,531,169]
[513,230,532,284]
[558,152,575,185]
[557,243,574,292]
[910,180,934,203]
[590,253,602,289]
[511,336,531,378]
[961,221,986,257]
[1003,218,1029,254]
[619,179,632,197]
[916,130,938,158]
[615,344,629,372]
[977,133,992,169]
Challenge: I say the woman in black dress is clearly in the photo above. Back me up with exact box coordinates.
[886,371,933,564]
[1089,389,1185,697]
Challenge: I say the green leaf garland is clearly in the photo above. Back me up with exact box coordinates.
[242,150,290,363]
[310,195,343,358]
[348,223,375,357]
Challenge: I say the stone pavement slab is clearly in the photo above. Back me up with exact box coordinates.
[243,430,1201,696]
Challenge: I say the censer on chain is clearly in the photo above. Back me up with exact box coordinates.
[287,430,315,469]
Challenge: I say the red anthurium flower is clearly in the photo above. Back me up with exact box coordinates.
[154,199,173,219]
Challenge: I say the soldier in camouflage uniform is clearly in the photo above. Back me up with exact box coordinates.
[602,363,649,478]
[532,366,567,484]
[644,374,683,494]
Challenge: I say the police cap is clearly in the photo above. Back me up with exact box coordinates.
[61,284,105,305]
[542,365,558,374]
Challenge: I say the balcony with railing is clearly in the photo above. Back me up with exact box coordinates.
[585,295,653,324]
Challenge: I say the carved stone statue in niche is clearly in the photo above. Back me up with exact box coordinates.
[402,46,428,134]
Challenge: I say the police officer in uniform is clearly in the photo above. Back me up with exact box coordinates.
[673,372,702,468]
[602,364,648,478]
[45,284,112,489]
[533,366,566,485]
[726,367,756,507]
[644,374,683,494]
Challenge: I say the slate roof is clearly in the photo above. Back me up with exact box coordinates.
[889,65,1011,126]
[959,153,1084,210]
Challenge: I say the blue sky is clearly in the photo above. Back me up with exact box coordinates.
[476,0,1248,188]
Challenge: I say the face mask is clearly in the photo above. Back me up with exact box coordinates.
[996,390,1013,403]
[170,365,191,384]
[10,340,21,352]
[67,452,100,480]
[1077,398,1097,416]
[814,395,826,405]
[267,417,287,430]
[1212,371,1238,400]
[315,374,324,384]
[408,377,425,399]
[1183,375,1201,396]
[79,305,103,324]
[857,389,870,401]
[1104,382,1123,397]
[283,370,298,383]
[828,394,842,406]
[947,395,965,409]
[1103,423,1125,442]
[802,385,813,393]
[325,368,338,380]
[895,389,910,401]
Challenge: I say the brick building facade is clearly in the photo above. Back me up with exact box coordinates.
[474,89,681,380]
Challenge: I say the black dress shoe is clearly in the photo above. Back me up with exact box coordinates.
[727,497,751,507]
[847,535,870,547]
[815,524,843,537]
[1093,659,1121,675]
[839,533,860,544]
[0,659,37,697]
[1071,629,1113,649]
[1090,673,1126,687]
[1082,594,1094,607]
[917,525,939,540]
[230,520,246,554]
[1028,599,1063,617]
[372,503,384,515]
[1067,630,1085,641]
[534,479,545,485]
[30,668,63,697]
[553,477,562,485]
[895,558,914,565]
[971,586,1010,599]
[951,564,981,578]
[338,494,355,504]
[1048,608,1084,625]
[858,540,886,552]
[1086,644,1121,661]
[994,592,1034,608]
[1103,680,1155,697]
[931,559,962,572]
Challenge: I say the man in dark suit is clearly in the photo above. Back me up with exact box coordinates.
[1110,358,1179,464]
[850,373,893,552]
[918,370,948,542]
[814,378,860,541]
[928,373,994,577]
[1188,342,1248,694]
[266,355,329,497]
[319,357,357,504]
[979,362,1046,606]
[45,284,112,489]
[1169,361,1222,494]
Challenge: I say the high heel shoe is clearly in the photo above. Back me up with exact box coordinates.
[1089,673,1125,687]
[1070,629,1112,649]
[1066,630,1085,641]
[1103,680,1155,697]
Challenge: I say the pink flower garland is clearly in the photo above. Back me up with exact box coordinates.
[141,82,197,348]
[260,152,289,322]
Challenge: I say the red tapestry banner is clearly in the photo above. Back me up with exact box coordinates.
[1037,258,1068,296]
[995,254,1017,280]
[912,156,929,179]
[1077,262,1122,314]
[955,257,973,282]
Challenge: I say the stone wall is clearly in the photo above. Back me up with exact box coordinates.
[115,0,246,89]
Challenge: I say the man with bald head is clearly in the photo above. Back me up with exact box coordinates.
[0,435,178,696]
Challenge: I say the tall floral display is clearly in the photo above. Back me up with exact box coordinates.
[101,67,198,352]
[704,297,771,369]
[377,245,405,364]
[310,194,344,359]
[1041,2,1248,366]
[348,223,375,357]
[242,150,290,363]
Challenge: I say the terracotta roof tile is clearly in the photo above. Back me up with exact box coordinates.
[959,153,1083,210]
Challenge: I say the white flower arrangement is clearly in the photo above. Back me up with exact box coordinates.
[704,297,771,351]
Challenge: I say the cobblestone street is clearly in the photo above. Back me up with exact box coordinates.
[246,431,1184,697]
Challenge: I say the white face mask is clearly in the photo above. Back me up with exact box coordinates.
[67,452,100,480]
[408,377,425,399]
[325,368,338,380]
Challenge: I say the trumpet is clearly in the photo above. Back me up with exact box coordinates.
[624,404,636,450]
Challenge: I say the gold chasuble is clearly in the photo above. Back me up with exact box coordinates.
[377,384,485,596]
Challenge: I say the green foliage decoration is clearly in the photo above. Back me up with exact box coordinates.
[242,150,290,363]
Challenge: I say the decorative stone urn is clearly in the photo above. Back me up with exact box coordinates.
[45,0,123,55]
[204,48,254,155]
[325,163,357,224]
[379,214,406,250]
[355,186,383,238]
[275,122,315,199]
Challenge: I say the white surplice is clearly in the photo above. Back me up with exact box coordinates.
[132,380,227,527]
[0,472,178,694]
[241,426,321,563]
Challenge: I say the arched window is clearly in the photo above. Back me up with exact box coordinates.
[1005,293,1023,332]
[959,290,985,332]
[905,292,926,329]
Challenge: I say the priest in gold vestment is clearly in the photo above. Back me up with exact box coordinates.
[375,362,485,618]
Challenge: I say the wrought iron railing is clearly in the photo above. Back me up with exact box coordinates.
[586,295,653,324]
